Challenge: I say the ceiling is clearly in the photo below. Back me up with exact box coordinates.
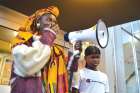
[0,0,140,32]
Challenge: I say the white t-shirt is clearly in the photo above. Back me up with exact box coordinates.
[72,68,109,93]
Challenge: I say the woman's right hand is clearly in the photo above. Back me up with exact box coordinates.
[39,29,56,46]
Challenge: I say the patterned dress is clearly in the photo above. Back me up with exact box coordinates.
[10,31,68,93]
[41,45,68,93]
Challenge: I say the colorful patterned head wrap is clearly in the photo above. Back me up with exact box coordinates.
[11,6,59,47]
[22,6,60,32]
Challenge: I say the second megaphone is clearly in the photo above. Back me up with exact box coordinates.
[64,19,109,48]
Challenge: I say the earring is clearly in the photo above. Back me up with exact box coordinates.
[36,22,40,30]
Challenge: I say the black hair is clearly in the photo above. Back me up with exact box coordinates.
[84,46,100,56]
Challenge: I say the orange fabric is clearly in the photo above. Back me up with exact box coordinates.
[11,31,33,48]
[41,45,68,93]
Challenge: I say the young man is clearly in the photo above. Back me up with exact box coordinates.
[10,6,68,93]
[67,41,82,92]
[72,46,109,93]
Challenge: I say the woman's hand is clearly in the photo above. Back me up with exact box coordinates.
[50,24,60,34]
[40,29,56,46]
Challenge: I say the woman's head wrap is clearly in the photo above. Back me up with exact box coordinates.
[11,6,59,47]
[21,6,60,31]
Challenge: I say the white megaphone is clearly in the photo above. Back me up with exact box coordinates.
[64,19,109,48]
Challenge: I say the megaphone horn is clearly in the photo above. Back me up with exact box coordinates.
[64,19,109,48]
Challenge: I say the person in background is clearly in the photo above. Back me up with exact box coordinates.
[67,41,82,92]
[72,45,109,93]
[10,6,68,93]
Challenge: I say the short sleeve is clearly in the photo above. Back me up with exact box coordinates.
[71,71,81,89]
[105,76,109,93]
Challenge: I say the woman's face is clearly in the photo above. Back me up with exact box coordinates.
[40,14,57,28]
[39,13,60,34]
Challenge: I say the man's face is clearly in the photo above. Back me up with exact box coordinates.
[74,41,82,51]
[85,54,100,68]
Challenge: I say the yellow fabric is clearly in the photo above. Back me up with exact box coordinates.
[48,45,65,83]
[42,45,68,93]
[11,31,33,47]
[50,83,54,93]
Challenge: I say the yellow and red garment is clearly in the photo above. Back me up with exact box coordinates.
[42,45,68,93]
[11,6,68,93]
